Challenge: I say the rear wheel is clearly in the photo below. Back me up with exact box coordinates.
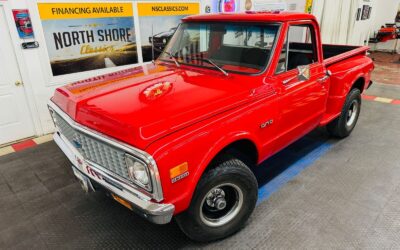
[327,88,361,138]
[175,158,258,242]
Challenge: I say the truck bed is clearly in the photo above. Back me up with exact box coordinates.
[322,44,370,66]
[290,43,369,67]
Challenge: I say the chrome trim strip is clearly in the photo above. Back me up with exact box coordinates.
[48,100,164,202]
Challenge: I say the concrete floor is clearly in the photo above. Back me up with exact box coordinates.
[0,83,399,249]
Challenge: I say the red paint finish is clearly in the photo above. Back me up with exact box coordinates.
[183,12,316,23]
[51,12,374,215]
[11,139,36,152]
[362,94,377,100]
[391,99,400,105]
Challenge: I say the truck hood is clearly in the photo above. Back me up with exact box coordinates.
[52,63,262,149]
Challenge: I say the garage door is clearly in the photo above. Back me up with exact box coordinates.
[0,7,35,145]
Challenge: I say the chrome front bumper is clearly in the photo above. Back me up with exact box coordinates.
[53,131,174,224]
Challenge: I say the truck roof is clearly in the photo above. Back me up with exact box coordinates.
[183,11,316,23]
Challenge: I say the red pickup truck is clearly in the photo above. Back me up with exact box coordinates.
[48,12,374,241]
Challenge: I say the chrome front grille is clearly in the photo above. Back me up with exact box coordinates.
[54,112,130,179]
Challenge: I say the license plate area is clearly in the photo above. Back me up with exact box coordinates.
[72,166,95,193]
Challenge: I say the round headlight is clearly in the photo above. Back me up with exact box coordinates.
[163,38,167,44]
[128,161,149,185]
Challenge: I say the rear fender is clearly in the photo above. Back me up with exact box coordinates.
[322,56,373,124]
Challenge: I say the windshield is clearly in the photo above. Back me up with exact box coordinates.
[159,22,280,74]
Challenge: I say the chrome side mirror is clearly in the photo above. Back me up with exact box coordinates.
[297,65,310,81]
[282,65,311,85]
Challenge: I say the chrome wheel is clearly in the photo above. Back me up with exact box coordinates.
[346,99,359,127]
[199,183,243,227]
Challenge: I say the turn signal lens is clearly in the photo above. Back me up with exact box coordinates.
[170,162,189,179]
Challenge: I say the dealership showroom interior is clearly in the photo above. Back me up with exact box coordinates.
[1,0,400,248]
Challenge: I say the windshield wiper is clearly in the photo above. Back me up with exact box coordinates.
[189,56,228,76]
[153,47,180,67]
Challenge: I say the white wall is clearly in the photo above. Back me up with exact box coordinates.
[312,0,400,47]
[312,0,372,45]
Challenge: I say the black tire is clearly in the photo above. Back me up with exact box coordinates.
[175,157,258,242]
[327,88,361,138]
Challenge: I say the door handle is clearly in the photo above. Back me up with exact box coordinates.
[317,75,329,83]
[15,81,23,86]
[317,70,332,84]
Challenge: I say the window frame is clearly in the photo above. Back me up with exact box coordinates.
[274,20,320,76]
[158,21,283,76]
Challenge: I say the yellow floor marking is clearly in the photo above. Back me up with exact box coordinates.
[0,146,15,156]
[33,134,54,144]
[374,97,393,103]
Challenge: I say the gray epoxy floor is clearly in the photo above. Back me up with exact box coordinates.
[0,84,399,249]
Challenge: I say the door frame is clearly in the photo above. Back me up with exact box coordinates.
[267,19,328,154]
[0,2,42,139]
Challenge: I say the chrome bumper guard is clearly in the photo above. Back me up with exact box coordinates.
[52,117,174,225]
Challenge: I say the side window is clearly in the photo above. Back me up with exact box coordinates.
[275,24,318,74]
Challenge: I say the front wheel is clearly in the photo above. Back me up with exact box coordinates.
[327,88,361,138]
[175,158,258,242]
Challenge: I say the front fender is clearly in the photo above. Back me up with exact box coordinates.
[191,130,260,189]
[147,126,261,214]
[145,90,278,215]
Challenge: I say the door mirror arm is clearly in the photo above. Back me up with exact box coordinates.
[282,65,311,85]
[326,70,332,77]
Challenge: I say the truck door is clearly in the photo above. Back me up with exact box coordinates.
[271,21,329,152]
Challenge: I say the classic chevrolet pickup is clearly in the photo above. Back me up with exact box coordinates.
[48,12,374,241]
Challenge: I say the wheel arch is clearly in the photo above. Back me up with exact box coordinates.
[207,138,259,171]
[186,133,261,206]
[350,76,366,93]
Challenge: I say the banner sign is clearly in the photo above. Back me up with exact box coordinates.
[138,2,200,62]
[138,2,199,16]
[305,0,313,14]
[12,9,34,39]
[38,2,137,76]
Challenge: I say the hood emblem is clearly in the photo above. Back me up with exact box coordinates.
[141,81,173,101]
